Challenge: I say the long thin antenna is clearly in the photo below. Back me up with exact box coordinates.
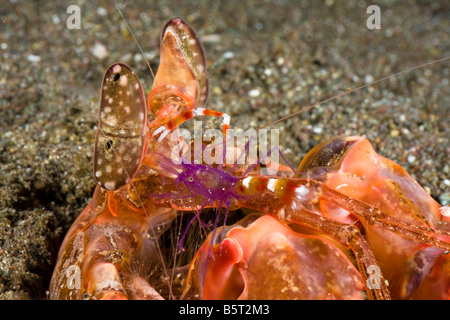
[114,0,157,82]
[196,56,449,168]
[260,56,450,129]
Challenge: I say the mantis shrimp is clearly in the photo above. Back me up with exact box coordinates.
[49,17,450,300]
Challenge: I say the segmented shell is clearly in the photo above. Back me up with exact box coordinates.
[94,63,147,191]
[152,18,208,108]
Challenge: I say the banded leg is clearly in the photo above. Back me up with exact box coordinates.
[317,182,450,251]
[152,107,231,141]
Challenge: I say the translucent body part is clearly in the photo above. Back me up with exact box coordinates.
[183,215,364,300]
[152,18,208,109]
[148,18,230,141]
[94,63,147,191]
[297,136,450,299]
[48,184,177,300]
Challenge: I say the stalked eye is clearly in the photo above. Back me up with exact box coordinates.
[113,72,121,83]
[152,18,208,110]
[104,139,114,152]
[93,63,147,191]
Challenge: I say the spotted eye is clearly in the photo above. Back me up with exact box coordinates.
[104,139,114,152]
[113,72,121,83]
[152,18,208,109]
[94,63,147,191]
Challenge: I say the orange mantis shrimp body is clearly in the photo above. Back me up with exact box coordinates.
[182,214,365,300]
[299,136,450,299]
[49,17,450,300]
[182,136,450,300]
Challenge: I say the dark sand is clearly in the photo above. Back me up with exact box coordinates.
[0,0,448,299]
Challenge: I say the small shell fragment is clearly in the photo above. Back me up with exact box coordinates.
[94,63,147,190]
